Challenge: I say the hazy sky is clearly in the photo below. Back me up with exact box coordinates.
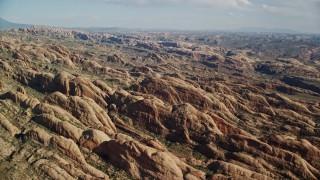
[0,0,319,33]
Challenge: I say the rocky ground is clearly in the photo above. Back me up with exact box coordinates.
[0,27,320,179]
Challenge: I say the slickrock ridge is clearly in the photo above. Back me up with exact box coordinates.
[33,113,83,142]
[0,112,21,135]
[25,128,109,179]
[0,26,320,179]
[97,133,206,179]
[0,90,40,108]
[44,92,116,134]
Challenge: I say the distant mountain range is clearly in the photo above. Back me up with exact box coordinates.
[0,18,31,30]
[72,27,301,34]
[233,27,300,34]
[0,18,302,34]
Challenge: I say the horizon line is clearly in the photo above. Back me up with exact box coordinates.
[1,17,320,35]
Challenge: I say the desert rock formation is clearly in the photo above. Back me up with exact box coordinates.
[0,26,319,179]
